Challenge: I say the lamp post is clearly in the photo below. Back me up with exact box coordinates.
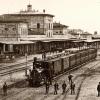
[25,53,28,76]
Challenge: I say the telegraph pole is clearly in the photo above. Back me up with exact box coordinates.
[25,53,28,76]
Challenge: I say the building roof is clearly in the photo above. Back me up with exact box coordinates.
[2,4,54,17]
[53,22,68,28]
[82,32,92,35]
[0,18,27,23]
[68,30,92,35]
[84,39,100,42]
[92,34,100,39]
[3,13,54,17]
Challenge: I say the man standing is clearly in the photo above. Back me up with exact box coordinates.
[68,74,73,83]
[54,81,59,95]
[62,81,67,94]
[97,82,100,96]
[71,82,75,95]
[45,81,50,94]
[3,82,7,96]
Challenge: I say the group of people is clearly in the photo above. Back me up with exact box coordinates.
[45,74,75,95]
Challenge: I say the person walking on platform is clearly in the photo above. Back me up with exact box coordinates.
[45,81,50,94]
[62,81,67,94]
[68,74,73,83]
[97,82,100,96]
[42,51,46,60]
[3,82,7,96]
[54,81,59,95]
[70,82,75,95]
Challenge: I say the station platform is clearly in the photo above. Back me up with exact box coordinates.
[0,53,42,67]
[0,51,63,67]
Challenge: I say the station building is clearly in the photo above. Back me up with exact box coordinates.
[0,4,99,60]
[0,4,55,56]
[53,22,69,35]
[0,4,77,57]
[68,29,92,40]
[0,19,35,56]
[2,4,54,38]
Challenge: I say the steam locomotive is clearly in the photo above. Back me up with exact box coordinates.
[28,48,97,87]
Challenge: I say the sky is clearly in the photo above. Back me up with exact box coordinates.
[0,0,100,34]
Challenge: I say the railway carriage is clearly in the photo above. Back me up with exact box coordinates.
[75,52,81,65]
[28,48,97,87]
[69,54,76,68]
[61,55,69,72]
[85,50,89,62]
[51,58,62,75]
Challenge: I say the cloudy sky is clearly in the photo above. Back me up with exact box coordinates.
[0,0,100,34]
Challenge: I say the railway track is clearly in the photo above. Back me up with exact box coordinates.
[0,60,33,76]
[0,59,33,70]
[0,64,32,76]
[74,64,99,100]
[39,59,100,100]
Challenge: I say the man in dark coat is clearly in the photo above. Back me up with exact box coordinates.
[70,82,75,95]
[97,82,100,96]
[68,74,73,83]
[54,81,59,95]
[3,82,7,96]
[62,81,67,94]
[45,81,50,94]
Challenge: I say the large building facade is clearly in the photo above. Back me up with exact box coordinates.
[0,4,54,57]
[0,20,28,41]
[2,4,54,38]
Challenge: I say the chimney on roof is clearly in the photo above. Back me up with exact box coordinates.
[43,9,45,13]
[27,4,32,12]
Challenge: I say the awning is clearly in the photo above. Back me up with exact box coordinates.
[72,40,84,43]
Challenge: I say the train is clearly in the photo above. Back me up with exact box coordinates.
[28,48,97,87]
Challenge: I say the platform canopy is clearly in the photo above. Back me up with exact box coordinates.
[84,39,100,43]
[0,41,34,45]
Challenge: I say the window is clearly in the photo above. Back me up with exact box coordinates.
[49,23,50,29]
[13,28,16,31]
[60,31,62,33]
[5,28,8,31]
[37,23,40,28]
[49,32,50,37]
